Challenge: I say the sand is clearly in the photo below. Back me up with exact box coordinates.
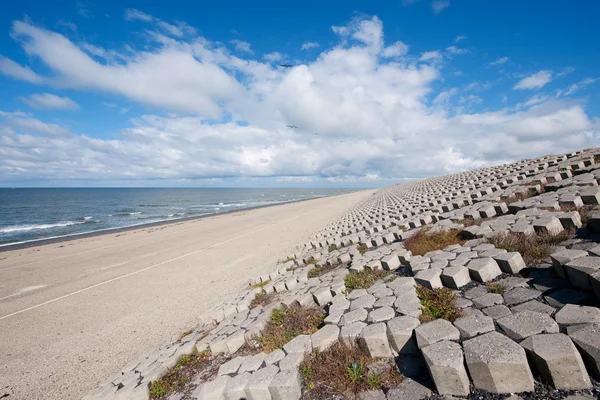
[0,189,373,400]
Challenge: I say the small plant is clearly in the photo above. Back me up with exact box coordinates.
[368,374,382,389]
[251,279,270,289]
[416,286,463,323]
[356,245,367,254]
[488,230,573,265]
[403,228,466,256]
[279,256,296,264]
[485,282,505,294]
[347,361,362,383]
[594,154,600,164]
[176,329,194,343]
[148,351,206,399]
[328,244,338,253]
[306,257,318,265]
[257,305,324,353]
[344,269,390,291]
[307,264,337,278]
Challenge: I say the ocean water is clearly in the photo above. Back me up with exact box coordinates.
[0,188,357,246]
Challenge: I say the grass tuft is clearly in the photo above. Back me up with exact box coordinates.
[344,269,390,291]
[251,279,270,289]
[416,286,463,323]
[149,349,212,399]
[488,231,573,265]
[279,256,296,264]
[256,305,324,353]
[403,228,466,256]
[485,282,506,294]
[328,244,338,253]
[300,342,403,396]
[307,264,337,278]
[356,245,367,254]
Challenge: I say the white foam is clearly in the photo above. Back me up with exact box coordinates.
[0,221,83,234]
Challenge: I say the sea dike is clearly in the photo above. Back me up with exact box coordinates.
[84,148,600,400]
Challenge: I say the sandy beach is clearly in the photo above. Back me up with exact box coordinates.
[0,189,373,400]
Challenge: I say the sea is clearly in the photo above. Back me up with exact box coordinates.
[0,188,358,247]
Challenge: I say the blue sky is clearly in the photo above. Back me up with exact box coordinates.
[0,0,598,187]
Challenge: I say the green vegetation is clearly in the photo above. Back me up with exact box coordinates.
[328,244,338,253]
[488,231,573,265]
[251,279,270,289]
[257,305,324,353]
[416,286,463,323]
[344,269,390,291]
[307,264,337,278]
[485,282,506,294]
[149,349,212,399]
[356,244,367,254]
[300,342,403,396]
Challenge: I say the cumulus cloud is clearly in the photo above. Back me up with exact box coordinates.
[230,39,252,53]
[432,0,450,14]
[20,93,80,110]
[0,15,597,185]
[263,52,283,62]
[489,56,508,66]
[514,70,553,90]
[301,42,319,51]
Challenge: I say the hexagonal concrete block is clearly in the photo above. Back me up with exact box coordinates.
[467,258,502,283]
[225,372,252,400]
[422,341,470,396]
[268,369,302,400]
[360,322,393,357]
[386,316,420,354]
[339,308,368,326]
[194,375,231,400]
[565,257,600,291]
[555,304,600,328]
[493,252,526,274]
[414,319,460,349]
[497,310,559,341]
[568,323,600,379]
[533,217,564,235]
[503,287,541,306]
[414,268,443,289]
[440,266,471,289]
[453,314,495,339]
[367,306,396,323]
[340,321,367,347]
[521,333,591,390]
[310,324,340,352]
[282,335,312,355]
[463,331,534,394]
[245,364,280,400]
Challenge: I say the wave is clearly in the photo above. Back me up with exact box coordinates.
[77,216,93,221]
[0,219,99,234]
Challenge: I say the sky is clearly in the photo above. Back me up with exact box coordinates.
[0,1,598,188]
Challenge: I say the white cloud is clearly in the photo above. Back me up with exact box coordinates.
[301,42,319,51]
[489,56,508,66]
[419,50,442,62]
[514,70,553,90]
[263,52,283,62]
[230,39,253,53]
[464,81,491,92]
[0,15,597,184]
[446,46,468,55]
[565,78,598,96]
[0,56,42,83]
[454,35,467,43]
[432,0,450,14]
[124,8,154,22]
[382,41,409,58]
[276,176,313,182]
[20,93,80,110]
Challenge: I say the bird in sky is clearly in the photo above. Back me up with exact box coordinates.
[313,132,319,135]
[286,125,298,128]
[280,64,293,68]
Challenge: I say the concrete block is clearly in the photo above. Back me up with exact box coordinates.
[464,331,534,394]
[310,324,340,352]
[225,372,252,400]
[218,356,246,376]
[422,341,470,396]
[472,293,503,308]
[551,249,589,280]
[521,334,591,390]
[282,335,312,355]
[386,316,420,354]
[339,308,368,326]
[264,349,285,366]
[503,287,541,306]
[238,353,267,374]
[268,369,302,400]
[245,364,279,400]
[497,310,559,341]
[340,321,367,347]
[414,319,460,349]
[360,322,393,357]
[440,266,471,289]
[555,304,600,328]
[453,314,495,339]
[565,256,600,291]
[467,258,502,283]
[312,287,333,306]
[493,252,526,274]
[194,375,230,400]
[414,268,443,289]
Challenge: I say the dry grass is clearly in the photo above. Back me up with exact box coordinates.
[328,244,338,253]
[458,217,494,227]
[504,193,532,205]
[307,264,337,279]
[344,269,390,291]
[356,244,367,254]
[250,291,280,308]
[560,205,596,228]
[416,286,463,323]
[279,256,296,264]
[149,349,211,399]
[251,279,270,289]
[488,231,573,265]
[403,228,466,256]
[300,342,403,397]
[257,305,324,353]
[485,282,506,294]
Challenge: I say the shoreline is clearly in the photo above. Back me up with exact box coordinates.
[0,191,359,252]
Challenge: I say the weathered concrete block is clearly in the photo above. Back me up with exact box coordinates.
[414,268,443,289]
[226,330,246,354]
[555,304,600,328]
[440,266,471,289]
[381,254,401,270]
[225,372,252,400]
[340,321,367,347]
[385,377,431,400]
[568,323,600,378]
[521,333,591,390]
[565,256,600,291]
[482,304,512,320]
[312,287,333,306]
[464,331,534,394]
[351,294,377,310]
[386,316,420,354]
[467,258,502,283]
[310,324,340,352]
[194,375,230,400]
[360,323,393,357]
[282,335,312,355]
[414,319,460,349]
[238,353,267,374]
[218,356,246,376]
[551,249,589,279]
[245,364,280,400]
[422,341,470,396]
[264,349,285,366]
[511,300,555,316]
[497,310,559,341]
[503,287,541,306]
[533,217,564,235]
[472,293,504,308]
[493,252,526,274]
[339,308,368,326]
[453,314,495,339]
[269,369,302,400]
[278,352,304,371]
[367,306,395,323]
